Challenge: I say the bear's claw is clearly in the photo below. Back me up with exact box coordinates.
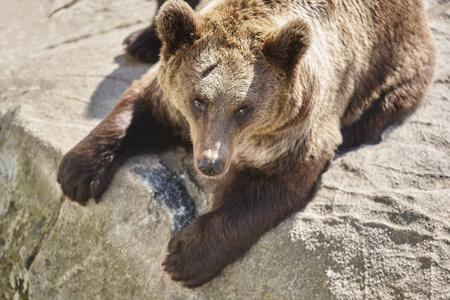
[162,216,228,288]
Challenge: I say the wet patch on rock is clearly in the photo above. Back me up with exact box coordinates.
[132,163,197,234]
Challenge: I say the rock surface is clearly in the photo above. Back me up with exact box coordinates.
[0,0,449,299]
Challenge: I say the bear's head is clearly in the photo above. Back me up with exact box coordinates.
[156,0,311,177]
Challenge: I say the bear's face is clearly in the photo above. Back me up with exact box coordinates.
[162,46,282,177]
[156,0,310,177]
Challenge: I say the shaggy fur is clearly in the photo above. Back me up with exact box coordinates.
[59,0,435,287]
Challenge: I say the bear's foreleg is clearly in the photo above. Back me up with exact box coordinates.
[123,24,162,64]
[123,0,201,63]
[163,149,332,287]
[58,82,186,205]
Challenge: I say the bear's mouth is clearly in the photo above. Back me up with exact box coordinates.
[192,123,237,178]
[194,153,232,178]
[193,145,233,178]
[196,157,225,176]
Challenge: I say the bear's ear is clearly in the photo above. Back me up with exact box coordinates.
[156,0,201,59]
[262,19,311,76]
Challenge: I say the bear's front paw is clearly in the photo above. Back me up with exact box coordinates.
[123,24,162,64]
[57,148,113,205]
[162,219,230,288]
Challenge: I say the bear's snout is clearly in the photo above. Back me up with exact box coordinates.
[197,157,225,176]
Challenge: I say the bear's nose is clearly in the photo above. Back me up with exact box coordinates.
[197,158,224,176]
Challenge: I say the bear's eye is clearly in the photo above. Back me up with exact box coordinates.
[193,98,206,112]
[234,106,250,119]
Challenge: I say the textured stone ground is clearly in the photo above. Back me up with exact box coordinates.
[0,0,449,299]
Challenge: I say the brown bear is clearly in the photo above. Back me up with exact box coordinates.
[58,0,436,288]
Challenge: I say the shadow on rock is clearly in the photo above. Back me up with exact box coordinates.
[87,54,151,119]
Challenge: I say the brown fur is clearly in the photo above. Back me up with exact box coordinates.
[123,0,201,62]
[59,0,435,287]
